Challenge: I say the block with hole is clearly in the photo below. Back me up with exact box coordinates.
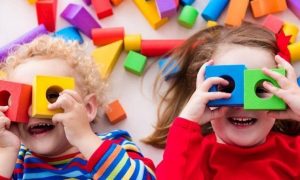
[178,5,199,28]
[55,26,83,44]
[124,51,147,76]
[105,100,127,124]
[92,27,124,46]
[201,0,229,21]
[124,34,142,52]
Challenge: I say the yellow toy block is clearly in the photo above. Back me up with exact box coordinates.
[288,42,300,62]
[92,40,123,79]
[32,75,75,118]
[133,0,168,29]
[283,22,299,44]
[207,20,218,27]
[27,0,37,4]
[124,34,142,51]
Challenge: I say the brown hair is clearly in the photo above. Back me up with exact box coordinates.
[143,22,300,149]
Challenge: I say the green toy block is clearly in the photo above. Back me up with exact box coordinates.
[178,5,199,28]
[124,51,147,76]
[244,68,286,110]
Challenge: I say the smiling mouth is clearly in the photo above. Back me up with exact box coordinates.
[28,122,55,135]
[228,117,257,127]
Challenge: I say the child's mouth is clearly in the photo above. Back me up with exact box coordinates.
[28,122,55,135]
[228,117,257,127]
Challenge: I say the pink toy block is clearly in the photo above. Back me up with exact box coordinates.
[36,0,57,32]
[91,0,113,19]
[262,15,284,33]
[156,0,177,18]
[287,0,300,19]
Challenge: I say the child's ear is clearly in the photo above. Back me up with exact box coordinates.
[83,93,98,122]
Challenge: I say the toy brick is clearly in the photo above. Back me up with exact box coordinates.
[111,0,123,6]
[105,100,126,124]
[207,20,218,27]
[91,0,113,19]
[180,0,195,5]
[55,26,83,44]
[28,0,37,4]
[36,0,57,32]
[205,65,246,107]
[133,0,168,29]
[0,80,32,123]
[225,0,249,26]
[262,15,284,34]
[244,68,286,110]
[287,0,300,19]
[141,39,184,57]
[251,0,287,18]
[178,5,199,28]
[124,34,142,51]
[156,0,177,18]
[298,76,300,86]
[201,0,229,21]
[0,25,48,62]
[92,40,123,79]
[61,3,101,38]
[282,22,299,43]
[288,42,300,62]
[92,27,124,46]
[32,75,75,118]
[158,57,180,80]
[124,51,147,76]
[82,0,91,5]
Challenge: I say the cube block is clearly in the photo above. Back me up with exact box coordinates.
[124,51,147,76]
[105,100,127,124]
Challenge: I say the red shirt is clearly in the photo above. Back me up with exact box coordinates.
[156,117,300,180]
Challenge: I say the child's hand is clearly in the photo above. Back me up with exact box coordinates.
[179,60,231,125]
[262,55,300,121]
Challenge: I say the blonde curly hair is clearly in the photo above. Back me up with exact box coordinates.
[1,35,107,120]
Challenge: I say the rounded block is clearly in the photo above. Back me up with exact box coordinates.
[178,5,199,28]
[124,34,142,51]
[201,0,229,21]
[207,20,218,27]
[92,27,124,46]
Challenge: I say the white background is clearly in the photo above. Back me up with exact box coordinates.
[1,0,300,166]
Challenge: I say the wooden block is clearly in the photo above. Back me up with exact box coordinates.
[156,0,177,18]
[288,42,300,62]
[287,0,300,19]
[124,34,142,51]
[178,5,199,28]
[282,22,299,43]
[124,51,147,76]
[205,65,246,107]
[251,0,287,18]
[91,0,113,19]
[262,15,284,34]
[158,57,180,80]
[244,69,286,110]
[201,0,229,21]
[110,0,123,6]
[36,0,57,32]
[92,27,124,46]
[0,80,32,123]
[32,75,75,118]
[55,26,83,44]
[105,100,126,124]
[207,20,218,27]
[133,0,168,29]
[225,0,249,26]
[82,0,91,5]
[28,0,37,4]
[141,39,185,57]
[92,40,123,79]
[61,3,101,38]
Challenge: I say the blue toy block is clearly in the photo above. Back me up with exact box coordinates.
[205,65,246,106]
[54,26,83,44]
[158,57,180,80]
[201,0,229,21]
[180,0,195,5]
[297,76,300,86]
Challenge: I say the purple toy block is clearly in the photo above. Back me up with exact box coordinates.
[0,24,48,62]
[82,0,91,5]
[61,3,101,38]
[287,0,300,19]
[156,0,177,18]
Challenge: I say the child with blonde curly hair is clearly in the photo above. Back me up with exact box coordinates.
[0,35,155,180]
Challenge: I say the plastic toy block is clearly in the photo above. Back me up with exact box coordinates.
[174,0,180,9]
[61,3,101,38]
[282,22,299,43]
[156,0,177,18]
[92,40,123,79]
[288,42,300,62]
[250,0,287,18]
[207,20,218,27]
[244,69,286,110]
[225,0,249,26]
[287,0,300,19]
[36,0,57,32]
[262,15,284,34]
[124,51,147,76]
[54,26,83,44]
[297,76,300,86]
[111,0,123,6]
[92,27,124,46]
[158,57,180,80]
[178,5,199,28]
[105,100,126,124]
[133,0,168,29]
[91,0,113,19]
[205,65,246,107]
[124,34,142,51]
[180,0,195,5]
[141,39,185,57]
[82,0,91,5]
[28,0,37,4]
[0,25,48,62]
[0,80,32,123]
[32,75,75,118]
[201,0,229,21]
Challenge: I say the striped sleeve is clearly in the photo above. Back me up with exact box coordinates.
[86,130,156,180]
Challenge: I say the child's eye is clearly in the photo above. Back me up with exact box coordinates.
[217,83,234,93]
[256,86,272,98]
[46,92,60,103]
[256,87,267,94]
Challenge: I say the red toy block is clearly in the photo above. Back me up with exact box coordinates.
[110,0,123,6]
[251,0,287,18]
[105,100,127,124]
[262,15,284,34]
[91,0,113,19]
[36,0,57,32]
[92,27,124,46]
[141,39,185,57]
[0,80,32,123]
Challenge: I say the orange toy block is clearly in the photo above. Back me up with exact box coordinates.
[0,80,32,123]
[251,0,287,18]
[92,0,113,19]
[110,0,123,6]
[36,0,57,32]
[225,0,249,26]
[105,100,127,124]
[92,27,124,46]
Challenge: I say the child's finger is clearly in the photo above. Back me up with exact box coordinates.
[0,106,9,112]
[200,77,228,92]
[204,92,231,102]
[263,81,285,99]
[60,90,83,103]
[196,60,213,88]
[262,68,290,88]
[275,55,297,81]
[52,113,65,124]
[48,93,76,112]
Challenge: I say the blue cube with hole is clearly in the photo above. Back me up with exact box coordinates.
[158,57,180,80]
[205,65,246,106]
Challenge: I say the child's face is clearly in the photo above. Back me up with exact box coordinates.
[211,44,277,147]
[7,57,80,156]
